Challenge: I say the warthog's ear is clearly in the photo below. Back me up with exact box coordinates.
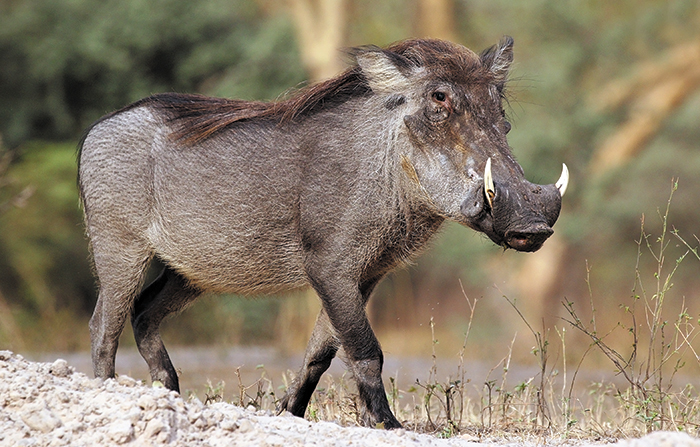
[480,36,514,84]
[354,48,412,94]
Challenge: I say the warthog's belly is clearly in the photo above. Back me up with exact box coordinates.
[146,213,308,295]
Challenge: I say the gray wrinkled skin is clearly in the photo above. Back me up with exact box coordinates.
[78,37,563,429]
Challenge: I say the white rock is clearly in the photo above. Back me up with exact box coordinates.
[143,417,167,439]
[237,418,254,433]
[219,418,238,431]
[108,419,134,444]
[20,400,62,433]
[137,394,157,412]
[116,375,138,387]
[49,359,72,377]
[188,408,202,423]
[609,432,700,447]
[123,406,143,425]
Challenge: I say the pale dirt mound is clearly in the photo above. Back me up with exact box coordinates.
[1,350,698,447]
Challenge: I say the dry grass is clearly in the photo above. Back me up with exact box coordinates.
[195,181,700,443]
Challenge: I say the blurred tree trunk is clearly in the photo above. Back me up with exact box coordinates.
[287,0,348,81]
[415,0,457,41]
[518,39,700,327]
[0,136,27,350]
[590,41,700,174]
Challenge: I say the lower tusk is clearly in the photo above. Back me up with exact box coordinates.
[484,157,495,207]
[556,163,569,197]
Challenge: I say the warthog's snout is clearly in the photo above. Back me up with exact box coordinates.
[465,159,568,252]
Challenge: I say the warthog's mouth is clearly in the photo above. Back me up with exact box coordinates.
[503,225,554,252]
[463,159,568,253]
[476,213,555,253]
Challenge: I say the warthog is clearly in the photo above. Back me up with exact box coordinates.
[78,37,568,428]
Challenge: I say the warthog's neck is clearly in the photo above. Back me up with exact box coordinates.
[289,96,446,273]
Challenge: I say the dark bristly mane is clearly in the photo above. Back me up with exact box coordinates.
[122,38,490,145]
[147,66,370,144]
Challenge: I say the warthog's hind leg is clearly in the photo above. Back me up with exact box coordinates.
[278,308,340,417]
[131,266,201,392]
[90,242,152,382]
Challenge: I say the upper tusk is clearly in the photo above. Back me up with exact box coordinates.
[556,163,569,197]
[484,157,495,207]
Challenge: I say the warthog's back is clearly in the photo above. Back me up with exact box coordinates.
[79,105,308,295]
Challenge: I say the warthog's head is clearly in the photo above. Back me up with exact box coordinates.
[356,37,568,252]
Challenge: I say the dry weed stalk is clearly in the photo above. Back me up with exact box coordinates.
[564,180,700,435]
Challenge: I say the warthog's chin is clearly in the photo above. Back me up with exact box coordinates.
[481,229,553,253]
[463,215,554,253]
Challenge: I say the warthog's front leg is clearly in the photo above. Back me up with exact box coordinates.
[328,304,400,429]
[299,271,401,429]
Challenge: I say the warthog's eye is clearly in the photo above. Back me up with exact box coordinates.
[504,121,512,134]
[432,91,447,102]
[427,90,452,122]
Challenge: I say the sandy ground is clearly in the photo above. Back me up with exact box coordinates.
[2,350,699,447]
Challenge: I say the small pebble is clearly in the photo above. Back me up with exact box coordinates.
[237,419,253,433]
[49,359,73,377]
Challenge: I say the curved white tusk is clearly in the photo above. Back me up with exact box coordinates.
[556,163,569,197]
[484,157,495,207]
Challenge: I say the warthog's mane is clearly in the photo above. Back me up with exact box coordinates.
[145,65,372,144]
[88,39,496,145]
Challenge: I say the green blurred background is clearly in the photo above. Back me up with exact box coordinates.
[1,0,699,368]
